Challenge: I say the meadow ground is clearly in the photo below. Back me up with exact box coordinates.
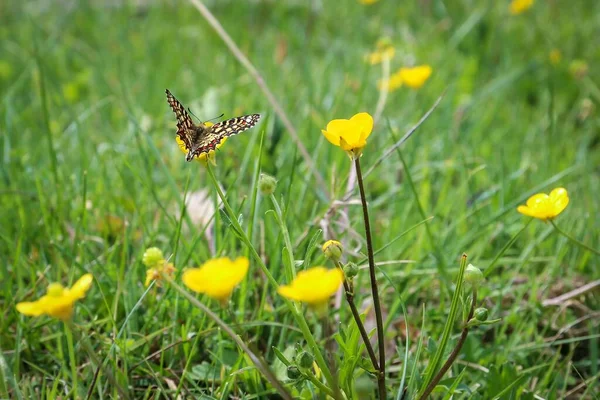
[1,0,599,398]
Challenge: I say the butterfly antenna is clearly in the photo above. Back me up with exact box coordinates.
[203,113,225,124]
[186,107,203,123]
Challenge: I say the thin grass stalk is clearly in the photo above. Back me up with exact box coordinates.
[353,157,386,398]
[205,165,338,394]
[163,275,293,400]
[549,219,600,256]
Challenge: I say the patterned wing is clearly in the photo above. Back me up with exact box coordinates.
[191,114,261,156]
[165,89,195,150]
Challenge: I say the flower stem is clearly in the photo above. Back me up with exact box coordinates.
[417,289,477,400]
[205,165,338,394]
[549,220,600,256]
[354,158,386,398]
[165,274,293,400]
[335,260,379,371]
[64,323,78,399]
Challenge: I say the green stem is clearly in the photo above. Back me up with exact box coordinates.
[165,275,293,400]
[550,220,600,256]
[354,158,386,399]
[417,289,477,400]
[205,165,338,394]
[269,194,296,281]
[484,218,532,277]
[334,260,379,371]
[64,323,78,399]
[305,371,335,397]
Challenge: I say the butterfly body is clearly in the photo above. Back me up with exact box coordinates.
[165,89,261,162]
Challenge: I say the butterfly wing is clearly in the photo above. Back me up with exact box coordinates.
[165,89,195,150]
[190,114,261,157]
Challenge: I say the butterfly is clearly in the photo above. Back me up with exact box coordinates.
[165,89,261,162]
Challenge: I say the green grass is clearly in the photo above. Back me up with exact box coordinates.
[1,0,599,398]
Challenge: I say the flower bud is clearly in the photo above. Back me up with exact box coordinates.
[474,307,488,322]
[322,240,343,261]
[142,247,164,268]
[296,351,314,369]
[258,174,277,195]
[464,264,484,287]
[286,365,302,380]
[343,262,359,278]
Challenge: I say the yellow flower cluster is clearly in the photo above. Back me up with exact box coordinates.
[366,38,395,65]
[142,247,176,287]
[509,0,534,15]
[379,65,432,91]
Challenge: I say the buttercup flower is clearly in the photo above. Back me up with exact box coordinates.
[397,65,432,89]
[509,0,534,15]
[278,267,343,311]
[359,0,379,4]
[517,187,569,221]
[366,38,395,65]
[176,122,227,166]
[182,257,249,303]
[322,113,374,159]
[16,274,93,321]
[145,262,176,287]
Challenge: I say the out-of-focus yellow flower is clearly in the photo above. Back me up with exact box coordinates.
[366,38,395,65]
[398,65,432,89]
[16,274,93,321]
[509,0,534,15]
[569,60,589,80]
[0,60,13,80]
[322,113,374,159]
[359,0,379,4]
[278,267,343,312]
[517,187,569,221]
[182,257,249,303]
[378,72,404,92]
[549,49,562,65]
[176,122,227,166]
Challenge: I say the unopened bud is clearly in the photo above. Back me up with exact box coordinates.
[464,264,484,287]
[143,247,164,268]
[344,262,359,278]
[296,351,314,369]
[286,365,301,380]
[258,174,277,195]
[322,240,343,261]
[474,307,488,322]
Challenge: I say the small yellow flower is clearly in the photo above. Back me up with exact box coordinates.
[182,257,249,303]
[549,49,562,65]
[322,240,343,261]
[378,72,404,92]
[16,274,93,321]
[176,122,227,166]
[322,113,374,159]
[278,267,343,310]
[359,0,379,4]
[517,187,569,221]
[509,0,534,15]
[366,38,395,65]
[398,65,432,89]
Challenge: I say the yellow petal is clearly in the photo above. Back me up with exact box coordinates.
[525,193,549,208]
[517,205,537,218]
[182,257,249,301]
[350,112,374,142]
[16,301,45,316]
[549,187,569,216]
[69,274,93,300]
[322,129,341,146]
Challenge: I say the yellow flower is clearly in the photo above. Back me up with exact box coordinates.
[378,72,404,92]
[517,187,569,221]
[359,0,379,4]
[16,274,93,321]
[145,262,175,287]
[278,267,343,310]
[176,122,227,165]
[182,257,249,303]
[321,112,374,159]
[509,0,534,15]
[549,49,562,65]
[398,65,432,89]
[366,39,395,65]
